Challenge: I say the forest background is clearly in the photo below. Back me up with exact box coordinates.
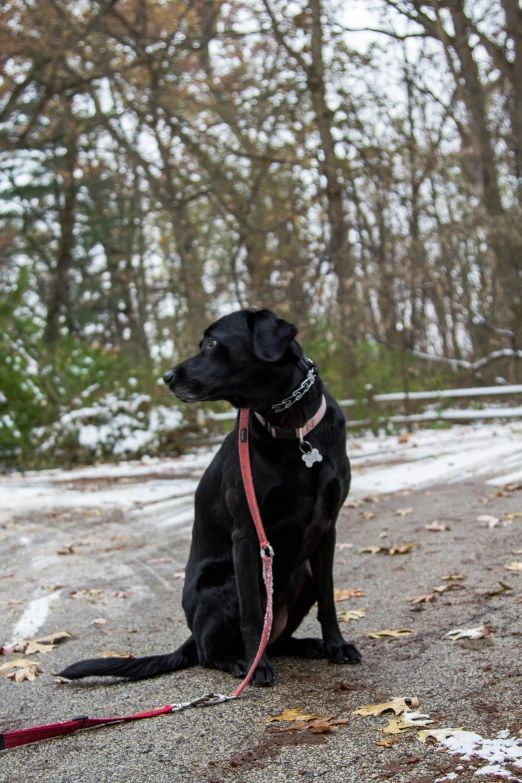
[1,0,521,468]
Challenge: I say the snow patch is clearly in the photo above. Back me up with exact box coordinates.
[10,590,62,644]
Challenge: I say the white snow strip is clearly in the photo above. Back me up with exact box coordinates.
[10,590,62,644]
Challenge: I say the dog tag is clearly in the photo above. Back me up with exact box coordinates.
[302,448,323,468]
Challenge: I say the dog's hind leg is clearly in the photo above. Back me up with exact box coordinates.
[58,635,198,681]
[269,567,326,659]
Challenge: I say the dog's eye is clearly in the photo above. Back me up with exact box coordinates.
[206,339,217,349]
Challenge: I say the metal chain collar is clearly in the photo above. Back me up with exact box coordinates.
[270,366,317,414]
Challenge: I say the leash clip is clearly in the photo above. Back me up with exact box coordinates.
[261,543,274,560]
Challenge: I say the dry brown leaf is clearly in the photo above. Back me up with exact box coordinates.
[433,583,464,593]
[397,433,412,444]
[57,544,76,555]
[111,591,130,598]
[417,727,465,744]
[360,511,376,520]
[353,696,419,718]
[336,543,354,550]
[408,594,436,604]
[380,718,413,735]
[0,658,42,682]
[396,508,413,517]
[337,609,367,622]
[357,546,383,555]
[265,708,326,723]
[343,500,363,508]
[40,584,63,592]
[388,542,416,555]
[333,588,364,601]
[70,589,105,601]
[91,618,107,626]
[376,736,402,747]
[445,625,488,640]
[505,512,522,520]
[22,631,72,656]
[82,509,103,517]
[425,521,450,532]
[309,717,349,734]
[364,629,414,639]
[504,561,522,572]
[484,582,513,596]
[513,549,522,555]
[441,574,464,581]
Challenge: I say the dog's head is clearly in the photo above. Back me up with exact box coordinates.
[163,309,300,409]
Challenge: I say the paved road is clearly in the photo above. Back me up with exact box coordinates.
[1,444,522,782]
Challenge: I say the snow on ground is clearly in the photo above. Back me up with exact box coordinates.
[1,422,521,526]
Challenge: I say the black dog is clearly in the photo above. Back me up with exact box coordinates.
[60,309,361,685]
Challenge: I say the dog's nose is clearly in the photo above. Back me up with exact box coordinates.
[163,369,175,385]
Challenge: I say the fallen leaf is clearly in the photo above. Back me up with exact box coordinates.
[91,618,107,626]
[336,543,354,550]
[82,509,102,517]
[96,651,133,658]
[343,500,363,508]
[353,696,419,717]
[396,508,413,517]
[357,546,383,555]
[333,588,364,601]
[397,433,411,443]
[379,712,433,735]
[360,511,376,520]
[376,736,401,747]
[408,594,436,604]
[441,574,464,581]
[504,512,522,520]
[363,496,381,504]
[476,514,500,528]
[417,727,465,744]
[111,591,130,598]
[337,609,367,622]
[364,629,414,639]
[57,544,76,555]
[425,521,450,532]
[173,571,185,580]
[70,589,105,601]
[21,631,72,656]
[0,658,42,682]
[504,561,522,572]
[309,717,349,734]
[388,542,416,555]
[380,718,411,735]
[484,582,513,596]
[445,625,488,641]
[513,549,522,555]
[40,584,63,591]
[432,583,465,593]
[265,708,326,723]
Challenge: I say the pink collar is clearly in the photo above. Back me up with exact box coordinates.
[254,394,327,440]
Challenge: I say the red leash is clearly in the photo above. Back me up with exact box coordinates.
[0,409,274,751]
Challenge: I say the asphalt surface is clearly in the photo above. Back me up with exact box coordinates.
[1,464,522,782]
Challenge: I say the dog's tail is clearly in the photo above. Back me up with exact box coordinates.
[58,635,198,681]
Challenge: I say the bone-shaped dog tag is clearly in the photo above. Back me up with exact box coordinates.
[302,448,323,468]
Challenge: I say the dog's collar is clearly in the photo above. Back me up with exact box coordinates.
[269,356,317,414]
[254,394,327,440]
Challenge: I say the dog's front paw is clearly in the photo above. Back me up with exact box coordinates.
[251,661,275,687]
[326,641,362,665]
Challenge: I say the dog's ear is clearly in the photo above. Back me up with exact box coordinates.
[250,309,298,362]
